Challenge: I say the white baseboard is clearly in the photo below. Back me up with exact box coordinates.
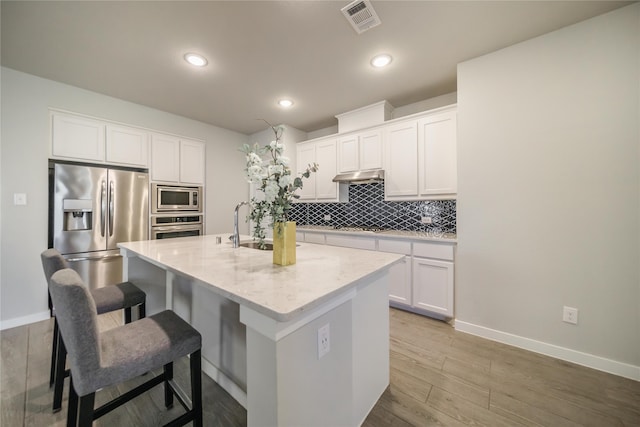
[0,311,50,331]
[201,357,247,409]
[454,320,640,382]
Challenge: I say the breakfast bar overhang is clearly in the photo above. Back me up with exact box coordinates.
[119,234,404,427]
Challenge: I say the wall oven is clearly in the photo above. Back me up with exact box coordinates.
[151,214,203,240]
[151,183,202,213]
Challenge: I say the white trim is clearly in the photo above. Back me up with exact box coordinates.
[201,357,247,409]
[454,320,640,381]
[0,310,50,331]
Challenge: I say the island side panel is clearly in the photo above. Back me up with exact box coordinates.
[121,253,167,316]
[352,269,390,425]
[244,300,354,427]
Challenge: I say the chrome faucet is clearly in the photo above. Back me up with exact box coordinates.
[231,201,248,248]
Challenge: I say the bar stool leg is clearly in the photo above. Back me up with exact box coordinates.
[77,393,95,427]
[50,318,59,387]
[163,362,174,409]
[191,350,203,427]
[68,376,78,427]
[53,335,67,412]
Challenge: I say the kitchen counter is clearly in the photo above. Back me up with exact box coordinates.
[119,234,403,321]
[119,234,403,426]
[298,225,457,242]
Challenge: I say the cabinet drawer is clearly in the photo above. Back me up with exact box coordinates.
[378,239,411,255]
[413,242,454,261]
[326,234,376,250]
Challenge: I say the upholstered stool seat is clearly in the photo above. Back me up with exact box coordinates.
[49,268,202,427]
[41,248,146,412]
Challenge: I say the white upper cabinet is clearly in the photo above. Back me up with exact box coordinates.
[296,137,346,202]
[384,120,419,198]
[179,139,206,185]
[51,111,149,168]
[151,133,205,185]
[337,129,382,173]
[418,110,457,197]
[106,124,149,167]
[52,113,106,162]
[384,106,457,201]
[296,142,317,200]
[151,133,180,182]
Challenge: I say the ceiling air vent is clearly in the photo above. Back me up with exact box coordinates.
[341,0,381,34]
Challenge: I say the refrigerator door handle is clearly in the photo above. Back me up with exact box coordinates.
[66,254,122,262]
[109,181,115,237]
[100,180,107,237]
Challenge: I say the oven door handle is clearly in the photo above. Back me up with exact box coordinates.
[152,225,202,232]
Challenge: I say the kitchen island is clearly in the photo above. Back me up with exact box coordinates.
[118,234,403,427]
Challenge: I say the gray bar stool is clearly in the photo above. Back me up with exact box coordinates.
[41,248,146,412]
[49,268,202,427]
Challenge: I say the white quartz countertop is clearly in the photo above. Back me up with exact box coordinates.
[298,225,457,243]
[119,234,403,322]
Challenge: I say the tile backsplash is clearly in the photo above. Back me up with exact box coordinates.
[288,183,456,234]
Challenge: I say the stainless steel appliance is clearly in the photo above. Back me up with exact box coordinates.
[48,161,149,290]
[151,214,203,239]
[151,183,202,213]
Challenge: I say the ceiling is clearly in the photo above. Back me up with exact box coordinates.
[1,1,633,135]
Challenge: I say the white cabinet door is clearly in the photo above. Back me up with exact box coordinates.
[179,139,205,185]
[151,133,180,182]
[106,124,149,167]
[412,257,454,317]
[296,142,317,200]
[338,130,382,173]
[315,138,338,200]
[359,129,383,171]
[384,120,418,198]
[378,239,412,305]
[337,134,359,173]
[52,113,105,162]
[418,110,457,197]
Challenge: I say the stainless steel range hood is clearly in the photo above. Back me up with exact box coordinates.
[332,169,384,184]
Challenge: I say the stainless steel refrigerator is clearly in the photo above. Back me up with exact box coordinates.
[48,161,149,290]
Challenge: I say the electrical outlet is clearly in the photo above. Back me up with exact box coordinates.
[420,216,432,224]
[317,323,330,359]
[563,306,578,324]
[13,193,27,205]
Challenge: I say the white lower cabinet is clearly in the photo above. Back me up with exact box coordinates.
[412,257,454,317]
[378,239,412,306]
[301,231,456,319]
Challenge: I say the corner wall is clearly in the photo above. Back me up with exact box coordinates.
[456,4,640,379]
[0,67,249,328]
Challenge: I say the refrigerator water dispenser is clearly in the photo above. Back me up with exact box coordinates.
[63,199,92,231]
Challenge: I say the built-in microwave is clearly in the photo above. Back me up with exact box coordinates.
[151,184,202,213]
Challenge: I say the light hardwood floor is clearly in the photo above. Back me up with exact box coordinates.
[1,308,639,426]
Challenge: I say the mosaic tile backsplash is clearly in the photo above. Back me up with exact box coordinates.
[288,183,456,234]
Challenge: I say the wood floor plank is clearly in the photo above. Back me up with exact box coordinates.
[1,325,29,427]
[428,386,527,427]
[391,349,491,408]
[490,388,583,427]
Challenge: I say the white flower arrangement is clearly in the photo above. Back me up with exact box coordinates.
[241,122,318,249]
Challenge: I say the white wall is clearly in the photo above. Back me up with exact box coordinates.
[0,67,249,328]
[456,4,639,379]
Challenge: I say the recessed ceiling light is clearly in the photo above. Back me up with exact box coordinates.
[371,54,392,68]
[184,53,208,67]
[278,99,294,108]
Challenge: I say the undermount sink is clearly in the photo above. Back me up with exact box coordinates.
[239,242,273,250]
